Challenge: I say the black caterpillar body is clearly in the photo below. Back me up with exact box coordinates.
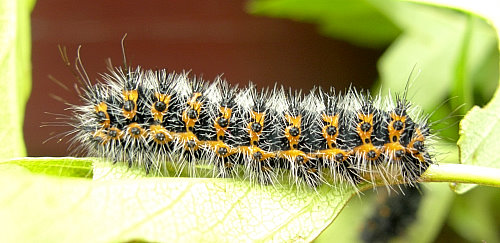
[361,185,423,242]
[68,60,433,189]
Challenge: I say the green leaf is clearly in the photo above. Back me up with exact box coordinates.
[456,88,500,192]
[377,2,498,112]
[0,0,35,158]
[248,0,400,47]
[0,158,357,242]
[0,157,93,178]
[377,2,498,143]
[447,187,500,243]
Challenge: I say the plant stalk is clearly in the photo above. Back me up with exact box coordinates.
[420,163,500,187]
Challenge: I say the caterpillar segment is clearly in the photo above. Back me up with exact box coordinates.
[122,89,138,120]
[354,106,382,162]
[94,102,111,128]
[403,126,432,184]
[200,82,240,178]
[233,87,279,185]
[151,93,171,122]
[270,90,322,188]
[315,90,361,188]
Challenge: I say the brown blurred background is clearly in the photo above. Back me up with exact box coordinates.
[26,0,383,156]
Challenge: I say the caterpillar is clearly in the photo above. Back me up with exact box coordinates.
[61,46,433,191]
[360,185,423,242]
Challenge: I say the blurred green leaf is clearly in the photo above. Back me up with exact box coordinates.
[377,2,498,112]
[248,0,400,47]
[378,2,498,142]
[0,0,35,158]
[0,158,357,242]
[447,187,500,242]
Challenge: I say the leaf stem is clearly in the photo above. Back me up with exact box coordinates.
[420,163,500,187]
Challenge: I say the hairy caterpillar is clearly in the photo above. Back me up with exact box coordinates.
[361,185,423,242]
[60,45,434,191]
